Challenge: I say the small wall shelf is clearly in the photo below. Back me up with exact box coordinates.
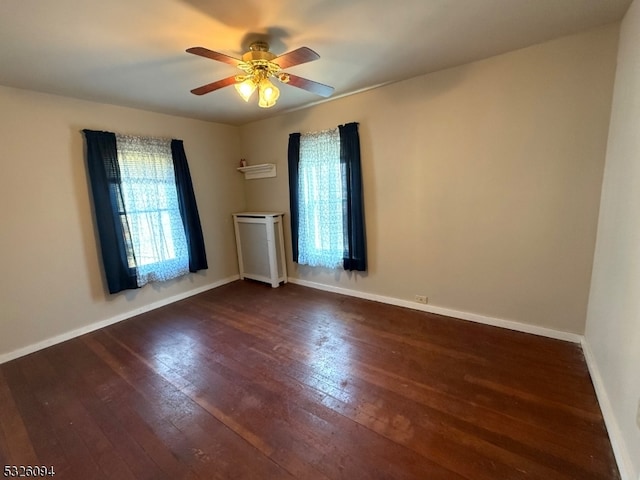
[237,163,276,180]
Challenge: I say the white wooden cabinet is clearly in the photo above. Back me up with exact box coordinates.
[232,212,287,288]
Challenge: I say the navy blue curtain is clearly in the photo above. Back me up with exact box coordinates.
[287,132,301,263]
[339,122,367,271]
[171,140,208,272]
[83,129,138,294]
[287,123,366,271]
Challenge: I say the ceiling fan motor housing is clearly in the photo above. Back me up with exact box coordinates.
[242,41,276,63]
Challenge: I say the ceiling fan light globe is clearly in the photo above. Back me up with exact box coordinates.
[258,97,277,108]
[263,84,279,101]
[258,78,280,108]
[235,78,256,102]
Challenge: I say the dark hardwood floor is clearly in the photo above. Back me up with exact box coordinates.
[0,281,619,479]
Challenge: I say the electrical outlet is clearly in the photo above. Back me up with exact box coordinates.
[414,295,428,304]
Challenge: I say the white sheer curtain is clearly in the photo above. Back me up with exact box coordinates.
[298,128,344,268]
[115,134,189,286]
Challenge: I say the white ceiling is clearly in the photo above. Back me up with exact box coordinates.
[0,0,631,126]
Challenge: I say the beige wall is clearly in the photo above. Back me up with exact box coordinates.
[240,24,619,334]
[585,0,640,477]
[0,86,243,359]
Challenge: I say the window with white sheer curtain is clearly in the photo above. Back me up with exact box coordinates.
[297,128,345,268]
[115,134,190,286]
[288,122,367,272]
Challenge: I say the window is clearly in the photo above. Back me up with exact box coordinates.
[83,130,207,294]
[116,134,189,285]
[298,128,344,268]
[288,122,367,271]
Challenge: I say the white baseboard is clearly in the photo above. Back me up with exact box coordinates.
[582,339,636,480]
[288,278,582,343]
[0,275,239,365]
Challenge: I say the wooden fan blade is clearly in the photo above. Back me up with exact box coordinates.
[186,47,243,67]
[190,76,237,96]
[285,74,334,98]
[274,47,320,69]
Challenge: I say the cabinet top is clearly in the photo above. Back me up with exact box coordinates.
[233,212,284,218]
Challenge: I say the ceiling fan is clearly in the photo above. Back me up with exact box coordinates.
[186,41,334,108]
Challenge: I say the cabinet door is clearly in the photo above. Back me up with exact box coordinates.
[237,221,271,278]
